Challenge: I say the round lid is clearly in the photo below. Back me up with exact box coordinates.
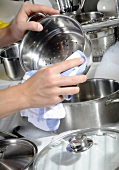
[34,128,119,170]
[0,138,37,170]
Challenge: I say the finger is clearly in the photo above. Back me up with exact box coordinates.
[62,86,80,96]
[17,21,43,32]
[58,86,80,96]
[49,57,85,74]
[22,2,59,16]
[57,75,87,87]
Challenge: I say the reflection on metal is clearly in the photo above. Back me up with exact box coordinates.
[66,133,93,153]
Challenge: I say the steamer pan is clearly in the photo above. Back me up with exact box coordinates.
[56,78,119,133]
[20,14,92,74]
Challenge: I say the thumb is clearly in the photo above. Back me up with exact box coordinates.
[21,21,43,32]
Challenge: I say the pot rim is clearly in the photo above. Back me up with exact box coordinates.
[63,78,119,105]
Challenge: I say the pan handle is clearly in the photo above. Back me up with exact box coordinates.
[105,98,119,105]
[0,130,19,139]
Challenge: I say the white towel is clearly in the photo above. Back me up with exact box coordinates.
[20,50,87,131]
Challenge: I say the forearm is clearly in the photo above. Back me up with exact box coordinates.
[0,84,28,118]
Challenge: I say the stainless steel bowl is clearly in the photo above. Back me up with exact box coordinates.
[20,14,88,72]
[0,43,24,80]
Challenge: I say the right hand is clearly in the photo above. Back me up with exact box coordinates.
[21,57,87,109]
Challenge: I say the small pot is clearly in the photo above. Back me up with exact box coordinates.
[0,43,24,80]
[0,130,38,170]
[33,128,119,170]
[56,78,119,133]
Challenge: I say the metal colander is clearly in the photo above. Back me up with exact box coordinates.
[20,14,88,72]
[86,27,116,62]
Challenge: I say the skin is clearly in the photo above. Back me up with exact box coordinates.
[0,2,87,118]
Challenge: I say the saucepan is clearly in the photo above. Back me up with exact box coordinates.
[0,130,38,170]
[56,78,119,133]
[0,43,24,80]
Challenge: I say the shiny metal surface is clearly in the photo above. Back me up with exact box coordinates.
[82,18,119,32]
[56,78,119,133]
[83,35,92,73]
[0,43,24,80]
[86,27,116,61]
[0,138,37,170]
[76,11,104,24]
[67,133,93,152]
[20,14,86,72]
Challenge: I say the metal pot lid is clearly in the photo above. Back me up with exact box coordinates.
[34,128,119,170]
[0,138,37,170]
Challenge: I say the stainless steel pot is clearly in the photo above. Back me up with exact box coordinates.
[20,14,92,73]
[0,43,24,80]
[55,78,119,133]
[0,130,38,170]
[33,128,119,170]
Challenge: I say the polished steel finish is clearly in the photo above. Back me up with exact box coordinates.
[76,11,104,24]
[67,133,93,152]
[0,43,24,80]
[56,0,72,13]
[56,78,119,133]
[0,130,18,139]
[82,18,119,32]
[0,138,37,170]
[86,27,116,61]
[83,35,92,74]
[56,0,86,13]
[20,14,87,72]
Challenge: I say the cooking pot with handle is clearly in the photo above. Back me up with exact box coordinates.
[56,78,119,133]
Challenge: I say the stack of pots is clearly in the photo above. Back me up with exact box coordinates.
[75,12,116,62]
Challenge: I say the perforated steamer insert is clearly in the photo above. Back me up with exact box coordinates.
[20,14,86,72]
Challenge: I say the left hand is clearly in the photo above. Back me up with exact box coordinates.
[9,2,59,41]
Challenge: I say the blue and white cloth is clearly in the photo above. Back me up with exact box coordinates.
[20,50,87,131]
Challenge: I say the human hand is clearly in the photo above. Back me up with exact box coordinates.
[21,57,87,109]
[9,2,59,42]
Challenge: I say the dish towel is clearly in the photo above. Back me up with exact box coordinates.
[20,50,87,131]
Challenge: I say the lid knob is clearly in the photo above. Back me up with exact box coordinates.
[66,133,93,153]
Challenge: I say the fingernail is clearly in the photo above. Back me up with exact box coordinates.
[38,24,43,31]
